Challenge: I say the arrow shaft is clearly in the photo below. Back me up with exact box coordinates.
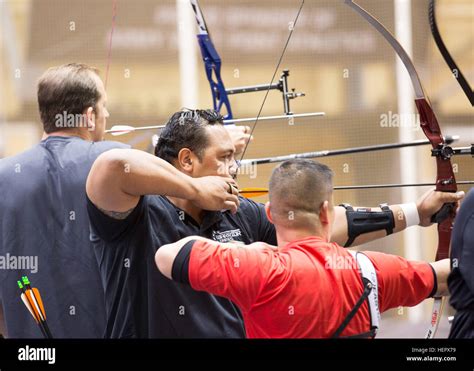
[334,181,474,191]
[105,125,166,134]
[239,180,474,197]
[105,112,327,135]
[241,138,440,165]
[224,112,325,124]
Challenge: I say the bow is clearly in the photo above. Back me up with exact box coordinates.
[345,0,458,339]
[429,0,473,106]
[190,0,318,124]
[190,0,306,166]
[190,0,233,119]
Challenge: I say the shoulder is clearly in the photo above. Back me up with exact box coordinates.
[236,197,266,217]
[88,140,130,156]
[0,145,43,174]
[453,189,474,234]
[461,189,474,213]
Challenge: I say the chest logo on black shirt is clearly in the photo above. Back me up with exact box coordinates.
[212,229,242,243]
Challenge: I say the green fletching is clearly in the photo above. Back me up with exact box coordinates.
[22,276,30,285]
[17,280,23,289]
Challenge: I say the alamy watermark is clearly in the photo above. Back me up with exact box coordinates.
[380,111,420,131]
[237,161,258,179]
[54,111,96,131]
[18,345,55,364]
[0,253,38,273]
[324,254,358,270]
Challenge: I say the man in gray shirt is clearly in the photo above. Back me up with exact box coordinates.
[0,63,127,337]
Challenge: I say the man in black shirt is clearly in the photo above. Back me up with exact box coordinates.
[0,63,127,337]
[449,188,474,338]
[86,109,463,338]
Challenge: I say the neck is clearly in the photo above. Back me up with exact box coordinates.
[275,224,329,249]
[167,196,205,224]
[42,129,92,141]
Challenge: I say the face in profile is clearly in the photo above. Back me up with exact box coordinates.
[191,125,238,179]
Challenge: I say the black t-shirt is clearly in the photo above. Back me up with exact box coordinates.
[87,194,277,338]
[449,188,474,338]
[0,136,128,338]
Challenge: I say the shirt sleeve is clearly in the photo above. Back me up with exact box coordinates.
[453,190,474,294]
[86,195,147,243]
[363,251,436,312]
[186,240,281,312]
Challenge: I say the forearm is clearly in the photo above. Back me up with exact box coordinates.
[86,148,197,212]
[430,259,450,297]
[331,204,407,246]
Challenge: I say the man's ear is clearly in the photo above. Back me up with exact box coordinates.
[177,148,195,173]
[84,106,95,131]
[265,201,274,225]
[319,200,330,224]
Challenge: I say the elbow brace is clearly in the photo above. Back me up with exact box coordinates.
[340,203,395,247]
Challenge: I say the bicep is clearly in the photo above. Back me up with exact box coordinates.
[86,149,140,214]
[86,194,146,242]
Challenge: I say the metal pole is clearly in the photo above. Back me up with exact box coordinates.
[395,0,422,323]
[177,0,198,108]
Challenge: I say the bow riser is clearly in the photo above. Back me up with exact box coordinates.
[416,99,457,192]
[196,34,233,119]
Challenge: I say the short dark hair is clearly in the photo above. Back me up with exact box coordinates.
[155,109,224,163]
[37,63,101,133]
[269,159,333,228]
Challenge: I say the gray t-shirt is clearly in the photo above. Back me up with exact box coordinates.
[0,136,127,338]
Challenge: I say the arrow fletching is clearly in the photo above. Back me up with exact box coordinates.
[19,276,52,338]
[32,287,47,320]
[20,293,39,323]
[18,281,39,323]
[25,289,44,322]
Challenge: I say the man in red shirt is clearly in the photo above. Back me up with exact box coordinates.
[155,159,450,338]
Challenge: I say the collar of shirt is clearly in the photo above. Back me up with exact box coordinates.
[162,196,223,232]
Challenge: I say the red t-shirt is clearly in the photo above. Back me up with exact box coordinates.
[187,236,435,338]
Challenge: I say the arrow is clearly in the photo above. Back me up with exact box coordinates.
[18,281,48,338]
[332,181,474,191]
[225,112,325,124]
[240,136,459,166]
[105,124,166,136]
[238,181,474,198]
[20,276,52,339]
[18,280,50,338]
[105,112,326,136]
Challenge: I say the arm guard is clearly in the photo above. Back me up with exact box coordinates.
[340,203,395,247]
